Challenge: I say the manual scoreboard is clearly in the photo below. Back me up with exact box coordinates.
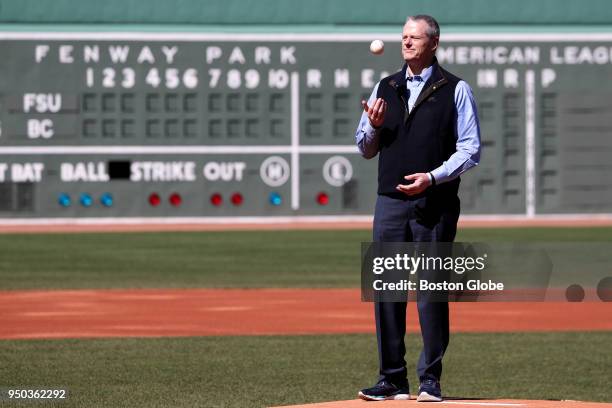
[1,31,611,219]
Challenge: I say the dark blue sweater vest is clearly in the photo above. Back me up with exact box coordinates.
[376,60,461,199]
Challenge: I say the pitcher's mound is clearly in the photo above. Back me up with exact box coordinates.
[271,399,611,408]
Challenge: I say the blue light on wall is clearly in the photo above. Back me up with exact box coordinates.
[269,192,282,206]
[58,193,71,207]
[100,193,114,207]
[79,193,93,207]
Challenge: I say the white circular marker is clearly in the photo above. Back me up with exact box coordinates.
[323,156,353,187]
[260,156,290,187]
[370,40,384,55]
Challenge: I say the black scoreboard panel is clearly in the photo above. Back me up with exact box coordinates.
[1,32,612,218]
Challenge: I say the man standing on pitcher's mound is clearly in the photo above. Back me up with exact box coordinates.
[355,15,481,402]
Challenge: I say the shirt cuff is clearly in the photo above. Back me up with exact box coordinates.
[363,120,379,135]
[430,166,449,185]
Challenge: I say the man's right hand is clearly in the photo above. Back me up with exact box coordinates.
[361,98,387,128]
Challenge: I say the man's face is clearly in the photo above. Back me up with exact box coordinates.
[402,19,438,64]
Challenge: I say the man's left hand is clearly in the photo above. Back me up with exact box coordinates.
[396,173,432,196]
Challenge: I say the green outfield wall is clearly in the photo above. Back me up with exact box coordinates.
[0,1,611,219]
[1,0,612,26]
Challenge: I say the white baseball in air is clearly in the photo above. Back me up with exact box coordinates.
[369,40,384,55]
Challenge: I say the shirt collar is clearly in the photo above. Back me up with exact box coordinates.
[405,64,433,84]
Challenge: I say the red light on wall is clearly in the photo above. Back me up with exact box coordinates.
[231,193,243,206]
[316,192,329,206]
[169,193,182,207]
[148,193,161,207]
[210,193,223,206]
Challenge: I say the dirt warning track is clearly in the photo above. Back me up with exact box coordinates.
[0,288,610,339]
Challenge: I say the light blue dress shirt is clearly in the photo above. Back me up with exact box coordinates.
[355,64,481,185]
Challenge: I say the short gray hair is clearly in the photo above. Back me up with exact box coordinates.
[406,15,440,38]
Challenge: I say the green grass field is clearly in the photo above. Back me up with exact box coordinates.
[1,227,611,407]
[1,227,612,290]
[2,333,611,407]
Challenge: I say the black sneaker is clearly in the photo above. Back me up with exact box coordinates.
[416,378,442,402]
[358,380,410,401]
